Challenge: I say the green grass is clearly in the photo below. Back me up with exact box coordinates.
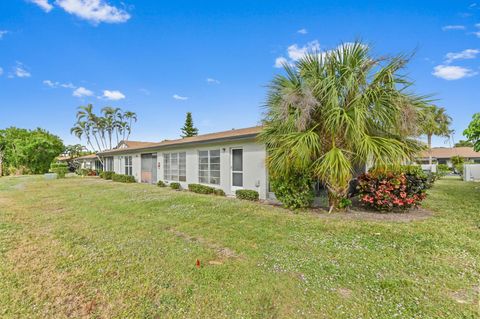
[0,176,479,318]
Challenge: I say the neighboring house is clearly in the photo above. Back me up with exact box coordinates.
[75,154,102,171]
[417,147,480,168]
[98,126,269,199]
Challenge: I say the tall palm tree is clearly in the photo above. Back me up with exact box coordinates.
[123,111,137,141]
[259,42,426,211]
[420,105,452,165]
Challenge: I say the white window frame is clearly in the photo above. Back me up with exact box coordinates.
[124,156,133,176]
[163,152,186,181]
[198,149,220,185]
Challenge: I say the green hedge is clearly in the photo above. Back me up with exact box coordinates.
[170,182,181,190]
[188,183,215,194]
[49,162,68,178]
[236,189,259,201]
[157,180,166,187]
[111,173,136,183]
[99,171,115,180]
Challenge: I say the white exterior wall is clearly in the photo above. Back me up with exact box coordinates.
[108,139,268,199]
[464,164,480,181]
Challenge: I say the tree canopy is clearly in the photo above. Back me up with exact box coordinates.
[181,112,199,138]
[259,42,428,210]
[454,140,474,148]
[71,104,137,155]
[464,113,480,152]
[0,127,64,175]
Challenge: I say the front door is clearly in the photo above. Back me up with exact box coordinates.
[141,154,153,183]
[231,148,243,192]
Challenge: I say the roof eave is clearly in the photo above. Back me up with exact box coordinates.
[97,133,259,156]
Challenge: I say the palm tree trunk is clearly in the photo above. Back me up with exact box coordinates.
[428,134,432,166]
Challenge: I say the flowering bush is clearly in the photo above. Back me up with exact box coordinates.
[357,168,428,212]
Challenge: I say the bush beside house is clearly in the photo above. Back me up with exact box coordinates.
[111,173,136,183]
[357,166,428,212]
[236,189,259,201]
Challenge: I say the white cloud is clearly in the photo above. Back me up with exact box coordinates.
[274,56,290,68]
[29,0,54,12]
[432,65,477,80]
[445,49,479,63]
[73,86,94,97]
[173,94,188,101]
[11,63,31,78]
[43,79,57,87]
[55,0,131,24]
[442,25,466,31]
[43,79,77,89]
[0,67,3,76]
[297,28,308,34]
[206,78,220,84]
[0,30,8,39]
[102,89,125,100]
[287,40,320,61]
[61,82,76,88]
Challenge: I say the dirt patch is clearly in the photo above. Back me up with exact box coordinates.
[337,288,353,299]
[167,227,241,259]
[311,207,433,222]
[449,285,480,305]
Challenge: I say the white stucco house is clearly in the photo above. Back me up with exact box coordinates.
[97,126,270,199]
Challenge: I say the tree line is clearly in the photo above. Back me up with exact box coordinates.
[0,127,64,176]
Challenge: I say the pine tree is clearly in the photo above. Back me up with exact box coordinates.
[181,112,199,138]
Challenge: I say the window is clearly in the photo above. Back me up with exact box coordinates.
[199,150,220,185]
[105,157,114,171]
[164,152,186,181]
[124,156,133,176]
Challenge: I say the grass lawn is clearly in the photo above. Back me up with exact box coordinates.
[0,176,479,318]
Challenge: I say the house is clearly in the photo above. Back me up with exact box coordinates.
[97,126,269,199]
[75,154,102,171]
[417,147,480,168]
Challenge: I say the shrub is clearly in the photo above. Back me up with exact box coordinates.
[270,173,314,209]
[100,171,114,180]
[104,171,114,180]
[188,183,214,194]
[50,162,68,178]
[76,168,96,176]
[111,173,136,183]
[157,180,166,187]
[170,182,181,190]
[437,164,450,177]
[213,188,226,196]
[357,168,428,212]
[236,189,259,201]
[454,163,464,176]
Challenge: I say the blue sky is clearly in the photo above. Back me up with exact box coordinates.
[1,0,479,147]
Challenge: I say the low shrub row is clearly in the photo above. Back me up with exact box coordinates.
[111,173,136,183]
[99,171,115,180]
[170,182,181,190]
[236,189,259,201]
[357,165,428,211]
[157,181,252,199]
[76,168,98,176]
[50,162,68,178]
[188,183,215,194]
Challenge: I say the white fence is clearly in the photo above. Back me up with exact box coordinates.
[464,164,480,182]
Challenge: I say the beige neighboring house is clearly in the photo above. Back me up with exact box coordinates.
[417,147,480,168]
[75,154,102,170]
[97,126,270,199]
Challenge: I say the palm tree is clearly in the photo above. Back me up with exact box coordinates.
[123,111,137,141]
[420,105,452,165]
[259,42,426,211]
